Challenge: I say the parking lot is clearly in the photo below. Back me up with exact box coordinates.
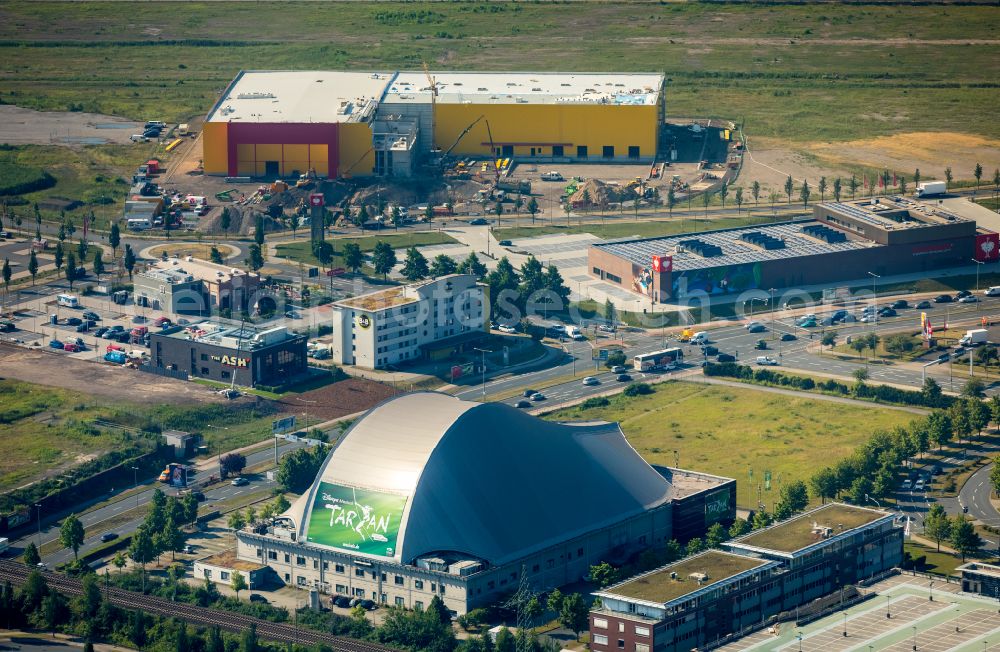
[719,573,1000,651]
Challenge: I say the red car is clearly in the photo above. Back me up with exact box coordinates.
[154,316,171,327]
[63,342,80,352]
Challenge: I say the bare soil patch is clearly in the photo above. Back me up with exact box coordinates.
[0,343,229,405]
[0,105,142,146]
[280,376,396,422]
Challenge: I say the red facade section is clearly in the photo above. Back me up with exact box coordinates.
[226,122,340,178]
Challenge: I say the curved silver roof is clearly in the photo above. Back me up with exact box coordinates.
[292,392,672,566]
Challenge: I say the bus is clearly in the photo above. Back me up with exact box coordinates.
[634,347,684,372]
[57,294,80,308]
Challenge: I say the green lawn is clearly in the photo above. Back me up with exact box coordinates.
[545,380,917,509]
[275,231,457,267]
[1,3,998,143]
[904,541,964,577]
[493,212,798,242]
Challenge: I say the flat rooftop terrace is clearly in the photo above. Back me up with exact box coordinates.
[593,219,877,271]
[824,197,973,230]
[335,286,419,312]
[655,466,732,500]
[602,550,768,605]
[207,70,392,124]
[384,71,663,106]
[732,503,889,554]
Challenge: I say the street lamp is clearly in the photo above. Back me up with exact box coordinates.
[843,611,848,637]
[132,466,139,508]
[747,297,766,322]
[972,258,984,293]
[34,503,42,549]
[912,625,918,650]
[769,288,777,339]
[887,594,892,619]
[929,580,935,602]
[868,272,881,331]
[473,347,492,398]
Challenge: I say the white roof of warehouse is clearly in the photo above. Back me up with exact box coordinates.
[207,70,395,124]
[289,392,673,565]
[384,71,663,105]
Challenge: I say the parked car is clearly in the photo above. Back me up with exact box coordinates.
[498,324,517,334]
[958,295,978,304]
[748,323,767,333]
[755,340,768,350]
[100,532,119,542]
[530,393,546,401]
[878,307,897,317]
[75,323,89,333]
[985,286,1000,297]
[830,310,850,322]
[130,134,149,143]
[63,343,80,352]
[755,356,779,366]
[937,353,951,363]
[469,218,488,226]
[284,310,302,319]
[933,294,953,303]
[83,311,101,321]
[49,339,64,349]
[901,479,912,490]
[914,478,925,490]
[915,300,932,309]
[523,389,537,397]
[65,317,82,326]
[892,300,909,309]
[231,477,249,487]
[332,596,352,608]
[154,316,172,327]
[514,400,532,408]
[582,376,600,386]
[703,345,719,356]
[745,320,763,330]
[498,240,513,247]
[610,365,627,374]
[956,289,972,299]
[797,317,817,328]
[249,594,268,604]
[716,353,736,363]
[94,327,109,338]
[359,599,377,611]
[780,333,796,341]
[616,373,632,382]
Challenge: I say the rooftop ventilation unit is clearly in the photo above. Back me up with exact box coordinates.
[236,92,275,100]
[802,224,847,244]
[678,238,723,258]
[740,231,786,250]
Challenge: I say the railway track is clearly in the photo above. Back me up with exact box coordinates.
[0,560,393,652]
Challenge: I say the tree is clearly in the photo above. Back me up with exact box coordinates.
[702,188,711,216]
[219,453,246,479]
[927,411,953,449]
[355,205,369,229]
[734,186,744,214]
[129,526,156,587]
[289,213,300,238]
[976,346,999,375]
[112,551,127,574]
[922,377,943,406]
[78,573,102,618]
[589,562,619,588]
[810,467,839,504]
[273,495,290,514]
[372,241,397,280]
[603,297,616,325]
[751,180,761,207]
[162,516,185,561]
[820,332,837,354]
[991,395,1000,431]
[240,623,258,652]
[1,258,10,294]
[914,168,921,190]
[244,244,265,272]
[719,182,729,209]
[558,593,589,641]
[254,216,266,247]
[853,367,869,384]
[883,333,913,357]
[59,513,85,561]
[43,592,68,634]
[924,504,952,551]
[546,588,564,615]
[92,250,104,280]
[966,398,991,439]
[990,456,1000,496]
[429,254,457,278]
[227,511,246,542]
[526,197,539,224]
[963,377,985,399]
[66,253,79,289]
[848,476,873,506]
[123,245,136,280]
[945,166,953,189]
[950,516,982,561]
[818,176,827,203]
[220,207,232,236]
[686,537,705,556]
[899,176,907,196]
[775,480,809,517]
[209,246,224,264]
[974,162,983,195]
[108,222,120,260]
[77,238,88,261]
[800,179,811,208]
[457,252,487,278]
[833,177,842,202]
[230,571,247,600]
[729,518,751,538]
[54,242,64,277]
[705,523,727,548]
[23,541,41,567]
[342,242,363,273]
[277,445,327,494]
[784,175,794,204]
[849,174,859,199]
[400,246,428,281]
[27,250,38,285]
[752,509,772,530]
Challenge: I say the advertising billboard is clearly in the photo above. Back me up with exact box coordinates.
[975,232,999,262]
[168,464,188,488]
[306,482,407,558]
[704,487,732,527]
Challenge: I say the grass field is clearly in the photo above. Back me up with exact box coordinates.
[545,380,917,509]
[275,231,457,267]
[0,379,280,495]
[0,3,997,143]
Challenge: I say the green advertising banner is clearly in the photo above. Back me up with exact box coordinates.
[705,488,732,527]
[306,482,407,558]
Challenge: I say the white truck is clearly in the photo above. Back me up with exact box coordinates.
[564,325,585,341]
[0,537,8,556]
[959,328,988,347]
[916,181,947,198]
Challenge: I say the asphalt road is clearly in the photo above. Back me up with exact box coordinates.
[13,439,305,566]
[959,461,1000,528]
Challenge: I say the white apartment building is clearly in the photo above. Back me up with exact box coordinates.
[329,274,487,369]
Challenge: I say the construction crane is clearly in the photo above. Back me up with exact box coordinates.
[484,119,501,185]
[422,62,438,152]
[440,114,484,163]
[340,147,374,179]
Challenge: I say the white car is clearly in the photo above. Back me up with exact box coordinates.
[755,356,778,366]
[582,376,600,386]
[745,320,762,330]
[901,479,912,490]
[914,478,925,490]
[859,314,877,323]
[957,295,978,303]
[497,324,517,334]
[231,477,249,487]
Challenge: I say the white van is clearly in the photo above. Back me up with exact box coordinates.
[690,331,709,344]
[985,286,1000,297]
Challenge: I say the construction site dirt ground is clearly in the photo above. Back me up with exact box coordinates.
[0,105,143,146]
